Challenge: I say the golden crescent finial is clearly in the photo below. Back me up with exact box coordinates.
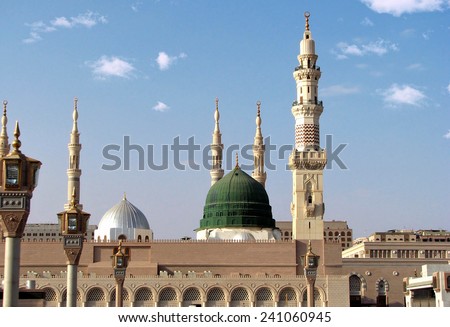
[2,100,7,115]
[256,100,261,117]
[304,11,310,31]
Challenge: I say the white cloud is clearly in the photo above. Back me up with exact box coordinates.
[361,0,448,16]
[153,101,170,112]
[22,21,56,43]
[406,63,424,70]
[400,28,416,37]
[335,39,398,59]
[156,52,187,70]
[363,39,398,55]
[23,11,106,44]
[337,42,364,57]
[422,30,433,40]
[51,17,72,28]
[89,56,135,79]
[322,85,360,96]
[444,130,450,139]
[381,84,426,106]
[361,17,374,26]
[23,32,43,44]
[52,11,107,28]
[131,1,143,12]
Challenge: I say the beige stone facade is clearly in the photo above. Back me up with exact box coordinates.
[0,238,350,307]
[2,234,449,307]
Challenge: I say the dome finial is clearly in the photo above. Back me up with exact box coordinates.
[235,152,239,168]
[11,121,21,154]
[304,11,310,31]
[123,192,127,201]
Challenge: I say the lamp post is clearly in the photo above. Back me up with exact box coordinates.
[112,240,128,307]
[0,121,41,307]
[57,188,90,307]
[302,240,320,307]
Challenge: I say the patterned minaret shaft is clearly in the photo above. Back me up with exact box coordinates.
[289,12,327,240]
[210,97,224,186]
[65,98,83,210]
[0,100,10,157]
[252,101,266,187]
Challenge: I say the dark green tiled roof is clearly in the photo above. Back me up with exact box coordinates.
[198,166,275,230]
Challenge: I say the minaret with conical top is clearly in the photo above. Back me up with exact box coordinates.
[0,100,10,157]
[289,12,327,240]
[210,97,224,186]
[65,98,83,210]
[252,101,266,187]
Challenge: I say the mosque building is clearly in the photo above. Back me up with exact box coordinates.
[1,13,450,307]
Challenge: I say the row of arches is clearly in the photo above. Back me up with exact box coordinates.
[41,285,327,307]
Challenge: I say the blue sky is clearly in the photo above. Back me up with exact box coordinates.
[0,0,449,239]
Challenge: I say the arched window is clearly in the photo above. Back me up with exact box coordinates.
[207,287,226,301]
[86,287,106,307]
[349,275,362,295]
[135,287,153,302]
[256,288,274,307]
[349,275,362,307]
[158,287,178,307]
[278,287,297,307]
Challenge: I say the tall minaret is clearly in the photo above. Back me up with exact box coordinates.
[252,101,266,187]
[289,12,327,240]
[210,97,224,186]
[0,100,10,157]
[65,98,83,210]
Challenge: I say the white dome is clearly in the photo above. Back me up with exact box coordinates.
[95,195,152,242]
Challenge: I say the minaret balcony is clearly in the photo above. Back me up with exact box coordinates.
[294,65,320,71]
[291,101,324,117]
[292,99,323,106]
[289,150,327,170]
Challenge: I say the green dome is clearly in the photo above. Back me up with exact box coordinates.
[198,166,275,230]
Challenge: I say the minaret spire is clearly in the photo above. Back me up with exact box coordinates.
[0,100,10,157]
[289,13,327,240]
[252,100,266,187]
[210,97,224,186]
[65,97,83,210]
